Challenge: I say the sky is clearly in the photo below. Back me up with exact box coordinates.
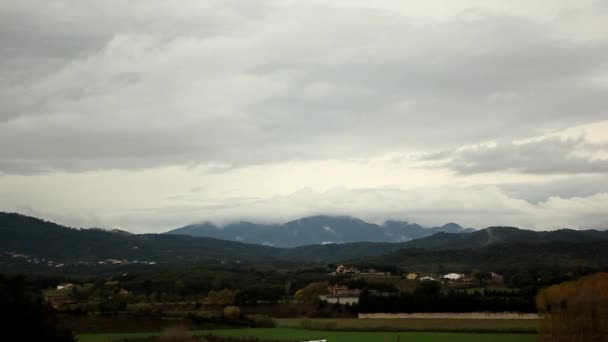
[1,0,607,232]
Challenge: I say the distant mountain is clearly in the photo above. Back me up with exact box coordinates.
[166,215,475,247]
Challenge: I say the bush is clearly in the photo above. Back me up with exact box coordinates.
[222,306,241,320]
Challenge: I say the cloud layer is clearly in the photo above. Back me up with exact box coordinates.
[424,137,608,174]
[0,1,607,231]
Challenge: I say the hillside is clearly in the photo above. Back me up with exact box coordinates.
[0,212,405,266]
[0,212,281,264]
[166,215,474,247]
[362,241,608,274]
[398,226,608,250]
[2,212,607,272]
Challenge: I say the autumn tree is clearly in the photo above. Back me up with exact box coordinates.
[536,272,608,341]
[293,282,329,302]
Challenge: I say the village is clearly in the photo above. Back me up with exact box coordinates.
[1,251,158,268]
[320,265,505,306]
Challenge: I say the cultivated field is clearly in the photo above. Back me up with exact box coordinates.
[277,318,538,333]
[78,328,537,342]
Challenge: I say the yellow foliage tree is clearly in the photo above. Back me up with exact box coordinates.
[223,305,241,320]
[536,272,608,341]
[294,282,329,302]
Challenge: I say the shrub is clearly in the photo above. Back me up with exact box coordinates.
[222,305,241,320]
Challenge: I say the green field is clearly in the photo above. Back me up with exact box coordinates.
[78,328,537,342]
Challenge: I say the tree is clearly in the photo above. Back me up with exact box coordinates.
[537,272,608,341]
[0,275,75,342]
[223,305,241,320]
[294,282,329,302]
[473,271,492,290]
[414,280,441,297]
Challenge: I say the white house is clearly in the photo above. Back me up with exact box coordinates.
[442,273,463,281]
[419,276,436,281]
[57,283,74,290]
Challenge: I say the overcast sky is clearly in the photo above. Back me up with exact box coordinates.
[1,0,607,232]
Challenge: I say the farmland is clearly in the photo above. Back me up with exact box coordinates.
[276,318,538,333]
[78,328,537,342]
[75,317,539,342]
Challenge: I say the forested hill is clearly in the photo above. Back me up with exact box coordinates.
[1,212,607,269]
[397,226,608,250]
[0,212,279,264]
[361,240,608,274]
[0,212,405,264]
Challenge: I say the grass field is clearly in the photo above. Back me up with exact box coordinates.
[78,328,537,342]
[276,318,538,333]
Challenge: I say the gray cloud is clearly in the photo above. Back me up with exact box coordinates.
[500,174,608,203]
[1,1,608,232]
[424,137,608,175]
[1,2,607,173]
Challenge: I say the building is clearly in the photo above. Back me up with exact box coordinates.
[442,273,464,281]
[319,294,359,305]
[335,265,358,274]
[56,283,74,290]
[322,284,361,305]
[329,284,349,295]
[406,273,418,280]
[328,284,361,296]
[419,276,436,281]
[490,272,504,283]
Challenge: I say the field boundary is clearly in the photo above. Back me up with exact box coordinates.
[359,313,539,320]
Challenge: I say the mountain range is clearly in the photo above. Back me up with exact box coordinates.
[166,215,475,247]
[2,212,608,271]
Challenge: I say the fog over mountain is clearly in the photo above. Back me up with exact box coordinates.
[1,1,607,232]
[166,215,474,247]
